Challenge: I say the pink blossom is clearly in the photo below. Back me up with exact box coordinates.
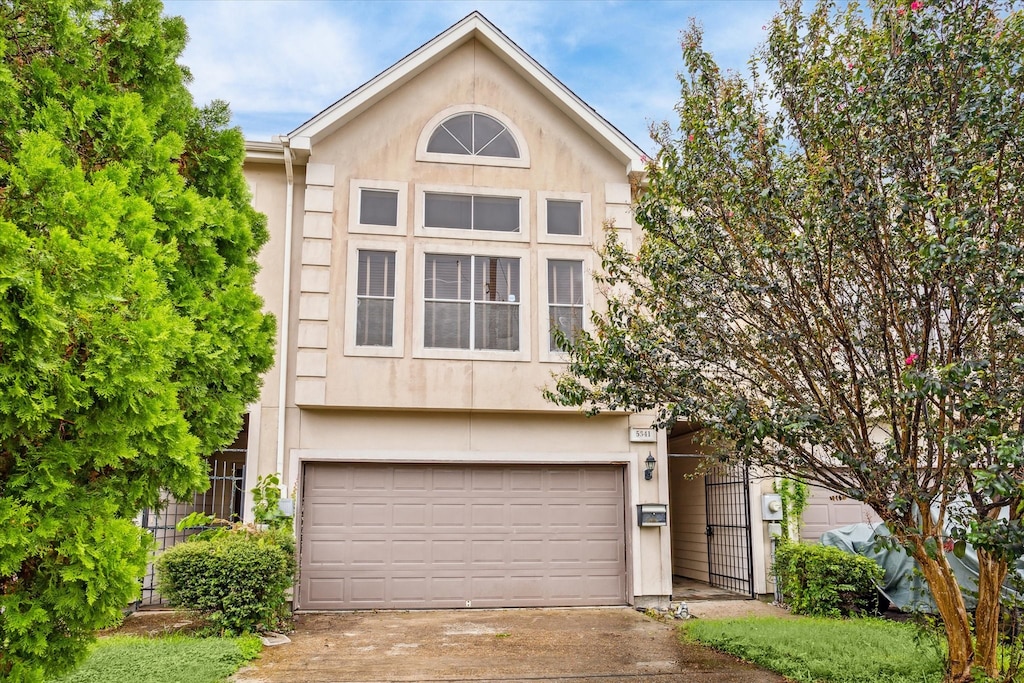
[640,154,651,163]
[905,353,919,366]
[910,0,923,9]
[857,86,866,94]
[897,7,906,15]
[688,133,695,142]
[847,62,855,69]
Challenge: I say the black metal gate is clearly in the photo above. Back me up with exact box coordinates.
[704,462,755,598]
[137,450,246,608]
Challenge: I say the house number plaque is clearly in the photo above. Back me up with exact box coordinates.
[629,427,656,443]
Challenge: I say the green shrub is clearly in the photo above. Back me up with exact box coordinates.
[156,528,295,634]
[773,541,884,617]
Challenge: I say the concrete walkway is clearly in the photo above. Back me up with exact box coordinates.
[230,606,786,683]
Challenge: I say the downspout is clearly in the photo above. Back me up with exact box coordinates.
[276,136,295,496]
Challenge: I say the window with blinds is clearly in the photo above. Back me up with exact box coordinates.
[424,254,520,351]
[356,250,396,346]
[548,259,584,351]
[424,192,520,232]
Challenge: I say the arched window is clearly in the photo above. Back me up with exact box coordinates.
[426,112,520,159]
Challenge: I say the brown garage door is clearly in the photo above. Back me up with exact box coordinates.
[801,484,881,543]
[299,463,627,610]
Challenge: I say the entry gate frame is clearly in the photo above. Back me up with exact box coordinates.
[704,461,756,599]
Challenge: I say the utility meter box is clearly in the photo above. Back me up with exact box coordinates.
[761,493,784,521]
[637,504,668,526]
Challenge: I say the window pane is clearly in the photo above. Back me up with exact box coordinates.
[472,114,505,153]
[474,256,519,302]
[358,250,395,297]
[424,254,470,300]
[547,199,582,235]
[356,298,394,346]
[477,130,519,158]
[425,193,472,229]
[475,303,519,351]
[547,260,583,305]
[360,189,399,226]
[424,301,470,348]
[549,305,583,351]
[426,126,470,155]
[441,114,473,152]
[473,195,519,232]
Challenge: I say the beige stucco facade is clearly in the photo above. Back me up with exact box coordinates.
[239,12,770,610]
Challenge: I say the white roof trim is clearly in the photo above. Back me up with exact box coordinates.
[290,12,645,171]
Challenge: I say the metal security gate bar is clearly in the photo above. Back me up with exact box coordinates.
[137,450,246,608]
[704,463,755,598]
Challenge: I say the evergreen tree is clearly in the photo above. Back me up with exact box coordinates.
[0,1,275,679]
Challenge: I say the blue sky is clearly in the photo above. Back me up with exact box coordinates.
[162,1,781,154]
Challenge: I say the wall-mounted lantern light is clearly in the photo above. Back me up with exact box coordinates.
[644,453,656,480]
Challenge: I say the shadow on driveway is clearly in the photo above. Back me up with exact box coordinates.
[231,607,784,682]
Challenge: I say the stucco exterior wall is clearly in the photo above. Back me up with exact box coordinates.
[240,20,676,607]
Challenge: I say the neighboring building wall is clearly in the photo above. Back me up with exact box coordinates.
[668,456,709,582]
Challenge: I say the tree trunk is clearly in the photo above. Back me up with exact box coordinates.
[912,542,975,682]
[975,548,1009,678]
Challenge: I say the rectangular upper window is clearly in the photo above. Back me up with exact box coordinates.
[359,189,399,227]
[546,199,582,236]
[424,192,520,232]
[423,254,520,351]
[356,250,396,346]
[548,259,584,351]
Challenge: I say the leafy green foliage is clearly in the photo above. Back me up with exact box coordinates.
[0,1,274,679]
[684,616,944,683]
[547,0,1024,677]
[774,542,884,617]
[49,635,262,683]
[774,478,809,541]
[156,528,295,635]
[251,473,291,531]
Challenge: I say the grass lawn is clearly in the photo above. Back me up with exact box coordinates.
[48,635,262,683]
[683,616,944,683]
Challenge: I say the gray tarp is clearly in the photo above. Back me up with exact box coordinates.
[820,522,1023,612]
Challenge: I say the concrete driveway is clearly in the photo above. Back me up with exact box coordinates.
[231,607,784,682]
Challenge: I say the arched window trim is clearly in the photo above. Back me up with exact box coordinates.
[416,105,530,169]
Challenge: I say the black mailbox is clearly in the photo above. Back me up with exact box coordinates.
[636,504,668,526]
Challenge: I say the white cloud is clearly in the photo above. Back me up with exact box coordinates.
[166,1,366,113]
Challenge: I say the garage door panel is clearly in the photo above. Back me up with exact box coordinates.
[308,539,348,564]
[432,469,468,490]
[299,463,627,609]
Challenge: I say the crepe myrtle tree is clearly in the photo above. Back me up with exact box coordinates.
[546,0,1024,679]
[0,1,275,680]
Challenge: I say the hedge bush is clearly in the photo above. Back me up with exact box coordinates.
[773,541,884,617]
[156,528,295,634]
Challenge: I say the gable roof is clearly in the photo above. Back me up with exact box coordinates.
[289,12,645,172]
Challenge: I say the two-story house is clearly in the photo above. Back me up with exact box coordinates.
[239,12,774,611]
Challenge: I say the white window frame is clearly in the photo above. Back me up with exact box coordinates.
[344,239,406,358]
[348,179,408,236]
[538,249,593,363]
[416,104,530,169]
[414,184,530,243]
[537,191,592,245]
[412,242,531,362]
